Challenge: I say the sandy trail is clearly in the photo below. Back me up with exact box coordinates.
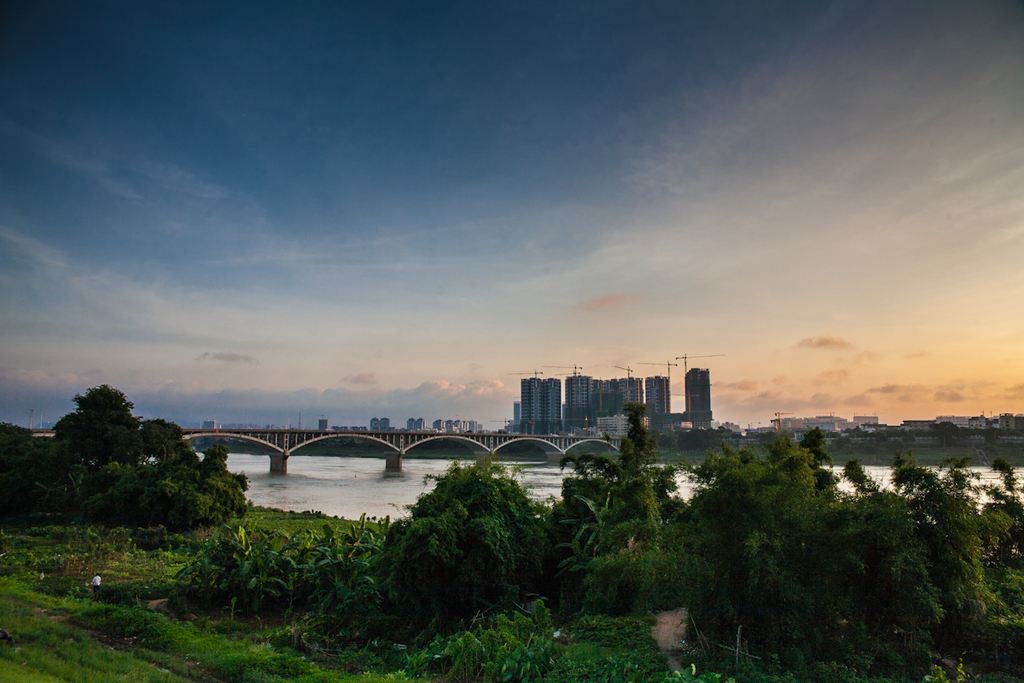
[652,608,687,671]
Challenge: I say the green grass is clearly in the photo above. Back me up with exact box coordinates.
[0,585,187,681]
[0,510,414,681]
[0,580,420,682]
[232,508,388,534]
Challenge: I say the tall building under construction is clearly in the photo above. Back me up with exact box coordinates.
[684,368,713,428]
[519,377,562,434]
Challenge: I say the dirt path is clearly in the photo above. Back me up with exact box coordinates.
[652,608,687,672]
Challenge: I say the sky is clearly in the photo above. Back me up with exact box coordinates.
[1,0,1023,429]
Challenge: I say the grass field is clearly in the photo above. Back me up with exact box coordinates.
[0,510,417,682]
[0,507,685,682]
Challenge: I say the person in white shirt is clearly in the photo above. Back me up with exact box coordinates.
[91,574,101,597]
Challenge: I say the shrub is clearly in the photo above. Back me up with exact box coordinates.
[177,514,386,631]
[406,603,556,682]
[380,459,549,623]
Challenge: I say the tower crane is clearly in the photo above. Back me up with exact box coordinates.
[543,365,584,376]
[639,361,679,416]
[638,360,678,380]
[613,365,634,379]
[674,353,725,374]
[509,370,544,379]
[772,411,793,431]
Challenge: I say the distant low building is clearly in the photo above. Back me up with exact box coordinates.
[967,415,988,429]
[779,415,850,432]
[999,413,1024,430]
[850,415,879,428]
[596,414,630,437]
[901,419,935,431]
[936,415,971,428]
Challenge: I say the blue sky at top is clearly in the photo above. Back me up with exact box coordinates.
[1,0,1022,426]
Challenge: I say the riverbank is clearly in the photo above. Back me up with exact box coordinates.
[0,508,408,681]
[0,508,677,682]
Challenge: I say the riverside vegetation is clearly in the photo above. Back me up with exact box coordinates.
[1,386,1023,681]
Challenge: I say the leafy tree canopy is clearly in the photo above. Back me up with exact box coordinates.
[54,384,143,468]
[380,459,549,623]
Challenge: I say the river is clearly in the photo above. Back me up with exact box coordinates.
[226,452,1005,520]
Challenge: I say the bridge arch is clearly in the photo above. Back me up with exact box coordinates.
[403,435,491,454]
[563,438,619,453]
[182,432,284,454]
[288,433,402,455]
[493,437,564,455]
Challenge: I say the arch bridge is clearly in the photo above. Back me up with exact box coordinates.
[181,428,620,473]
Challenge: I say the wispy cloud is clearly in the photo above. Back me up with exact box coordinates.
[817,368,851,383]
[719,379,758,391]
[796,336,852,350]
[934,390,964,402]
[578,293,633,312]
[196,352,259,365]
[867,384,927,395]
[343,372,378,386]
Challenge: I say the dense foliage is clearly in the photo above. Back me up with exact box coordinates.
[552,403,684,614]
[0,385,247,529]
[673,438,1024,677]
[178,515,386,637]
[379,459,549,624]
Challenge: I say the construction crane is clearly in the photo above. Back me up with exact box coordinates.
[638,360,678,380]
[543,365,584,376]
[613,365,634,379]
[509,370,544,379]
[674,353,725,374]
[771,411,793,431]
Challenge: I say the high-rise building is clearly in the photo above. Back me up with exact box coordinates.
[589,379,625,425]
[512,401,521,433]
[607,377,644,404]
[406,417,425,431]
[520,377,562,434]
[201,419,217,430]
[317,417,329,431]
[564,374,593,432]
[684,368,713,428]
[370,417,391,431]
[644,376,671,416]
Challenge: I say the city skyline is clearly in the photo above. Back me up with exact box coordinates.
[2,1,1023,428]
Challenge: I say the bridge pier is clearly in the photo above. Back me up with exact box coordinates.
[385,451,403,472]
[547,451,564,465]
[270,451,288,474]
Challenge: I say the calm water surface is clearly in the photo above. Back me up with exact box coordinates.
[227,452,1006,520]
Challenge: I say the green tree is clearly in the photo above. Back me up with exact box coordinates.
[0,423,80,514]
[890,454,988,648]
[54,384,143,468]
[930,421,961,449]
[379,459,549,623]
[141,418,192,463]
[984,459,1024,565]
[554,403,681,613]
